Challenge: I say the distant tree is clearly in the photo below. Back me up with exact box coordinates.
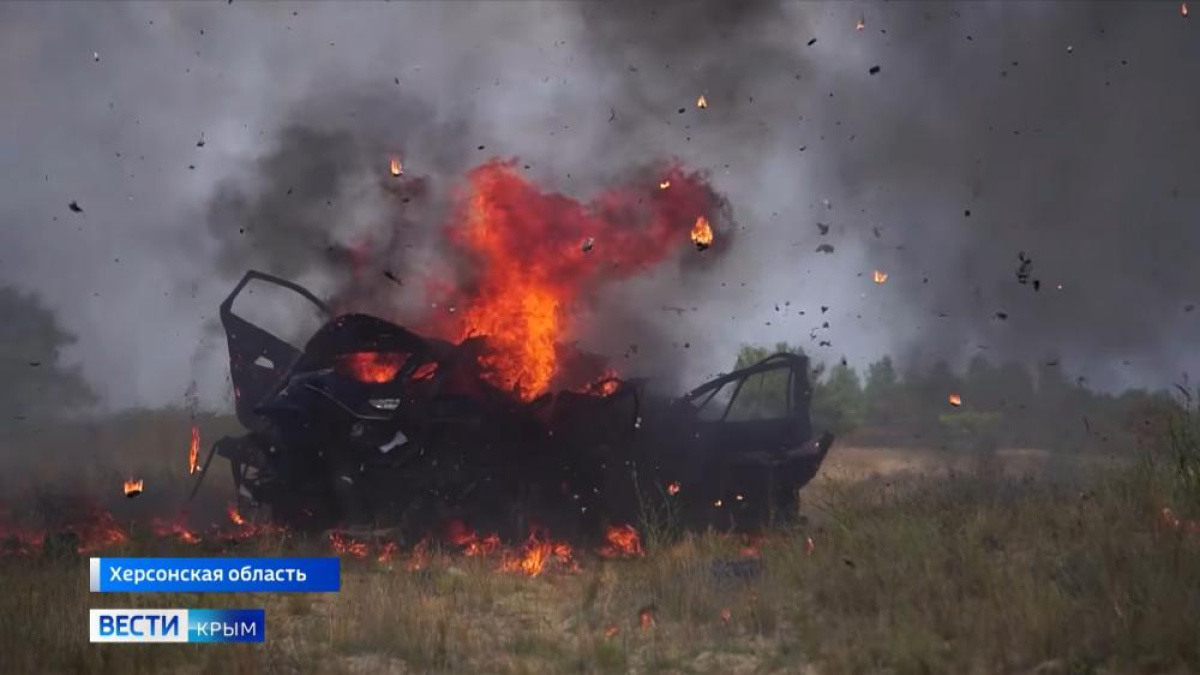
[863,356,900,425]
[814,363,865,434]
[0,286,96,420]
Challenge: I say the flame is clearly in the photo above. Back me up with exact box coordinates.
[337,352,407,383]
[1184,2,1190,17]
[188,425,200,475]
[500,528,576,577]
[434,160,720,400]
[856,15,866,30]
[696,94,708,109]
[596,524,644,558]
[691,216,714,251]
[123,478,144,498]
[329,531,369,558]
[872,270,888,284]
[666,481,681,496]
[389,156,403,177]
[659,180,671,190]
[948,393,963,407]
[152,516,201,545]
[445,519,502,557]
[227,504,246,526]
[375,541,399,563]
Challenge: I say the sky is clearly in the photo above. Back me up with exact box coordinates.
[1,1,1198,412]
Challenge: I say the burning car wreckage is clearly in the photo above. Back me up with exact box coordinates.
[192,270,834,544]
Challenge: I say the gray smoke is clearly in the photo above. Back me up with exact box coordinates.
[0,1,1196,412]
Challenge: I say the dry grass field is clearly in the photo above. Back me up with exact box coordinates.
[2,411,1199,675]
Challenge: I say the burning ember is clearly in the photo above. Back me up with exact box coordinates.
[666,480,681,496]
[329,531,370,558]
[856,14,866,31]
[376,541,399,563]
[691,216,714,251]
[873,270,889,284]
[948,393,963,407]
[638,605,657,630]
[805,536,816,556]
[696,94,708,109]
[446,519,502,557]
[435,160,723,400]
[499,527,577,577]
[1184,2,1190,18]
[659,179,671,190]
[389,156,403,177]
[123,478,144,499]
[596,524,644,558]
[227,503,246,526]
[188,425,200,475]
[152,516,201,545]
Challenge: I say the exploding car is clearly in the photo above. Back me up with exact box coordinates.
[196,271,834,539]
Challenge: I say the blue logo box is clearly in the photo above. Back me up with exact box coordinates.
[90,609,265,643]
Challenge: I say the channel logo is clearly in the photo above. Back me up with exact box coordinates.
[89,609,265,643]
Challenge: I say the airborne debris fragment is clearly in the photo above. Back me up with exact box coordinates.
[581,237,595,253]
[948,393,963,407]
[92,51,100,62]
[869,65,881,75]
[659,179,670,190]
[816,243,835,254]
[123,478,144,499]
[856,15,866,31]
[696,95,708,109]
[383,270,402,286]
[807,38,817,46]
[389,157,403,177]
[1184,2,1190,18]
[873,270,888,284]
[1017,251,1033,285]
[816,222,830,235]
[68,201,83,214]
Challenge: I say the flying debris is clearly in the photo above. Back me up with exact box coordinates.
[389,157,403,177]
[666,481,682,496]
[691,216,714,251]
[856,15,866,31]
[581,236,595,253]
[696,95,708,109]
[1184,2,1190,18]
[816,243,835,254]
[948,393,963,407]
[869,65,881,75]
[816,222,830,235]
[659,179,671,190]
[123,478,144,499]
[873,270,889,284]
[68,201,83,214]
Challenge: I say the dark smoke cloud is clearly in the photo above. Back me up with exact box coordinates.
[0,1,1197,413]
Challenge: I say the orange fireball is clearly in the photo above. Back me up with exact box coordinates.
[434,161,721,400]
[691,216,714,251]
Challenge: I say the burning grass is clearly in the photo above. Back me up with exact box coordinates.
[3,445,1199,675]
